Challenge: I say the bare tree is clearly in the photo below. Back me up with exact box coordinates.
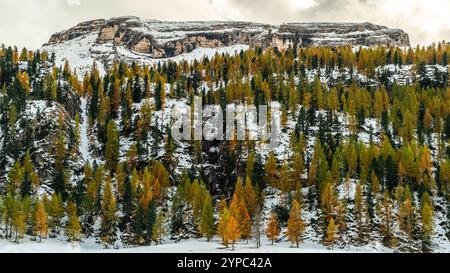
[253,205,262,248]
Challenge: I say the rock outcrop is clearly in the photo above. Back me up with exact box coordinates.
[45,17,410,56]
[42,17,410,77]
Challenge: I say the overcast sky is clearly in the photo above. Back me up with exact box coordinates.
[0,0,449,49]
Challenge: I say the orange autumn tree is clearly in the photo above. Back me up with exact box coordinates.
[224,216,241,250]
[266,212,280,245]
[239,199,252,242]
[217,207,231,246]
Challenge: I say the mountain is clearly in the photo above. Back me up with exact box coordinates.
[42,17,410,76]
[1,17,450,253]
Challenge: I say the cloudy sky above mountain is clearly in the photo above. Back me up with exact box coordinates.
[0,0,449,49]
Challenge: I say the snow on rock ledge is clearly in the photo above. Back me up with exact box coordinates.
[42,17,410,77]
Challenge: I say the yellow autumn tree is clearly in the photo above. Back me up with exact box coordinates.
[264,152,278,188]
[243,177,257,217]
[17,71,31,94]
[287,200,305,247]
[66,202,82,242]
[266,212,280,245]
[35,200,48,242]
[217,207,231,245]
[239,200,252,242]
[224,216,241,250]
[421,192,434,242]
[326,217,339,249]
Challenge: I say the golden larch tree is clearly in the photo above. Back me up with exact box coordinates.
[287,200,305,247]
[224,216,241,250]
[266,212,280,245]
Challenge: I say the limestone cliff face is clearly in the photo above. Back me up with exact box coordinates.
[48,19,107,44]
[266,22,411,49]
[45,17,410,60]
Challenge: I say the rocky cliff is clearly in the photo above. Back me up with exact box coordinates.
[42,16,410,76]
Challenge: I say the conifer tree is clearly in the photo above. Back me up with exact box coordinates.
[170,186,185,235]
[239,200,252,242]
[13,201,26,243]
[217,199,228,215]
[8,161,23,195]
[264,152,278,188]
[21,151,38,197]
[326,217,339,249]
[246,152,255,179]
[145,200,157,244]
[54,114,67,198]
[421,192,434,243]
[224,216,240,250]
[100,177,117,245]
[155,77,166,111]
[105,120,119,172]
[48,193,64,234]
[3,195,15,239]
[380,190,393,239]
[371,170,380,195]
[34,199,48,242]
[200,195,215,242]
[218,207,231,246]
[66,202,82,242]
[151,210,166,244]
[132,74,142,103]
[287,200,305,247]
[266,212,280,245]
[291,142,305,183]
[279,162,291,199]
[440,161,450,194]
[399,189,415,238]
[354,183,364,234]
[243,177,257,217]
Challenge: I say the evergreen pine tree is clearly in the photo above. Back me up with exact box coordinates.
[100,177,117,245]
[151,210,166,244]
[48,193,64,234]
[200,195,215,241]
[105,120,119,172]
[145,200,157,244]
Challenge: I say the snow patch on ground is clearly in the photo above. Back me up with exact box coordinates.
[79,98,91,163]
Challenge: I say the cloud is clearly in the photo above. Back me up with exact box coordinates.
[0,0,448,49]
[216,0,450,45]
[0,0,221,49]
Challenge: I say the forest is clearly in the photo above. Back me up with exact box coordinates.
[0,43,450,252]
